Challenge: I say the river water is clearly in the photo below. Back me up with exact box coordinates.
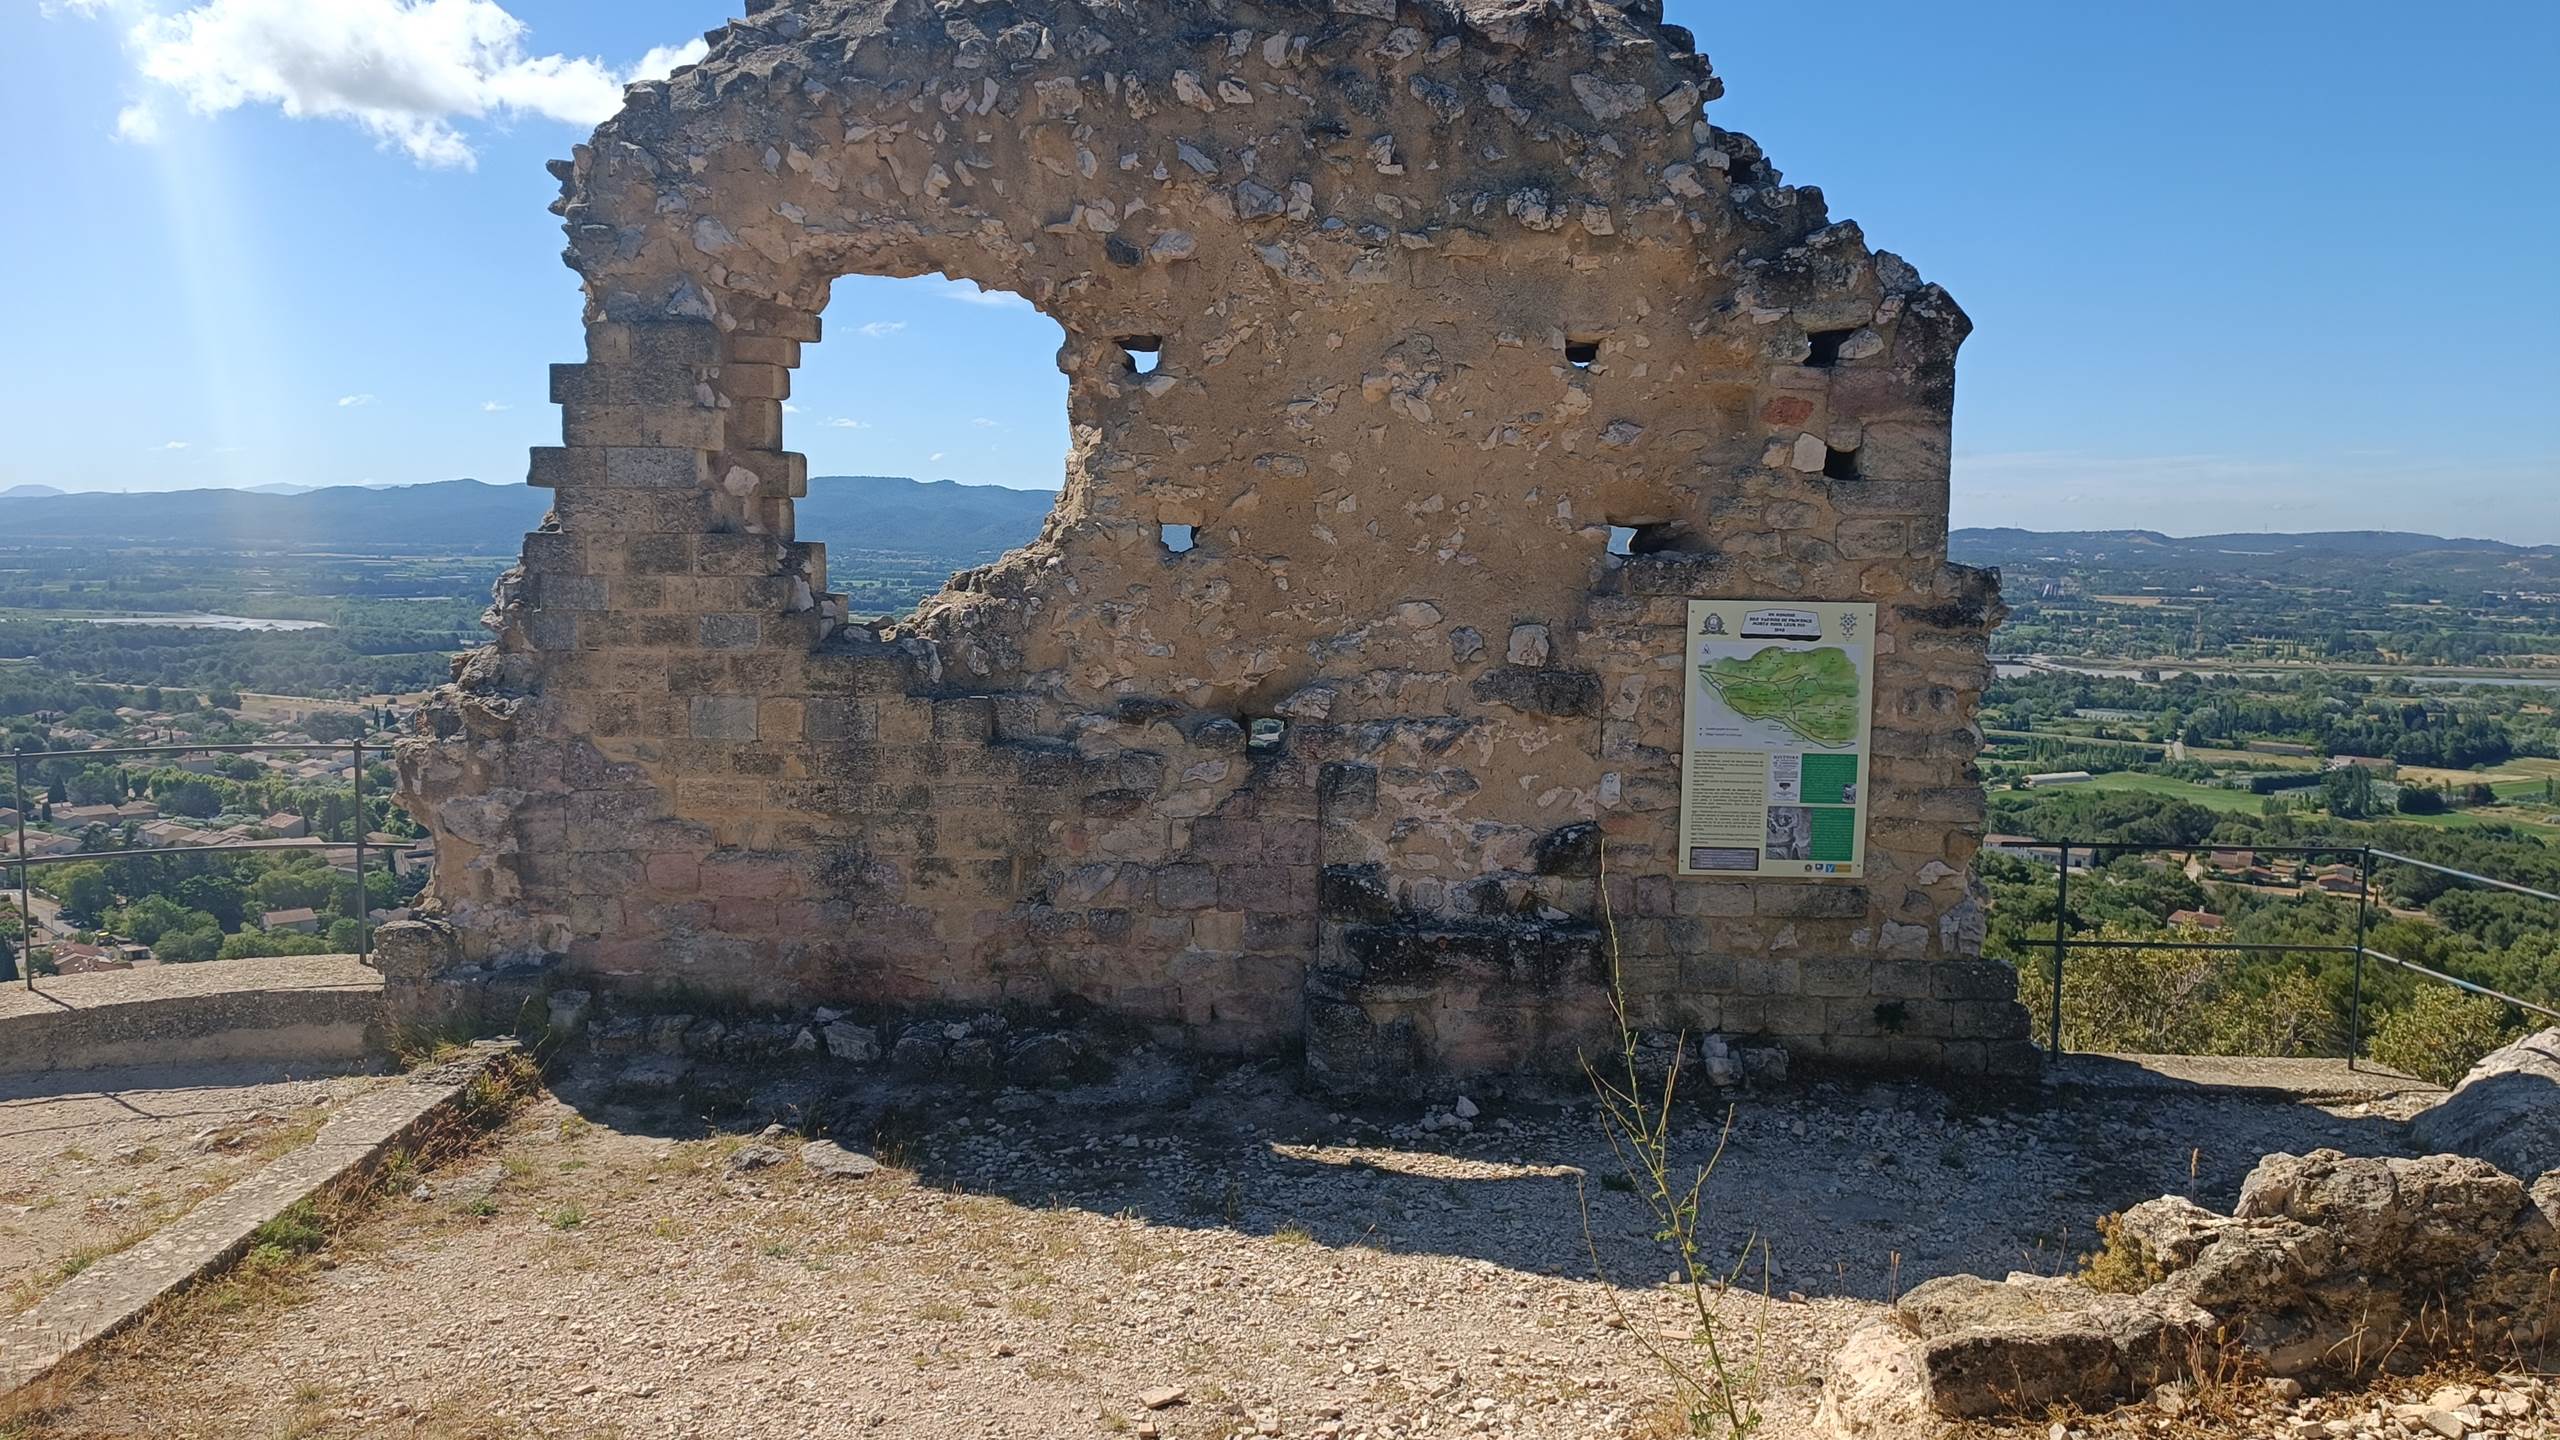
[71,613,331,633]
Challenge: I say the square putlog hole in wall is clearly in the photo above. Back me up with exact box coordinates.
[1118,336,1164,375]
[1607,521,1698,557]
[1823,445,1862,481]
[1160,523,1197,554]
[1805,329,1857,369]
[1565,338,1600,369]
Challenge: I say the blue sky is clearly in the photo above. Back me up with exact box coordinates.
[7,0,2555,540]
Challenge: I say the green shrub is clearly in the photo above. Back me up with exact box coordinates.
[2014,924,2342,1058]
[2366,986,2517,1087]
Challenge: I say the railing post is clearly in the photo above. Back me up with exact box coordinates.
[2049,842,2070,1060]
[2350,845,2372,1071]
[15,752,30,992]
[351,739,369,969]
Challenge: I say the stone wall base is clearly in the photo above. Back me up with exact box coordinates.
[374,916,2040,1088]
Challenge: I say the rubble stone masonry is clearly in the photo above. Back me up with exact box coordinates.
[393,0,2033,1085]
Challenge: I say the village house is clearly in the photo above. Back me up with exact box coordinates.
[2023,771,2096,789]
[2166,909,2227,931]
[1983,835,2063,866]
[259,907,320,934]
[47,942,131,975]
[7,831,83,859]
[263,812,309,839]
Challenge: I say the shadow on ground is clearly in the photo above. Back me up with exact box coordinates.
[541,1046,2426,1304]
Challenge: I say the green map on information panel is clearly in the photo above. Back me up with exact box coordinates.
[1698,646,1863,748]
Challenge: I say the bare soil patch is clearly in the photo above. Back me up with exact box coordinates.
[8,1052,2433,1440]
[0,1061,389,1316]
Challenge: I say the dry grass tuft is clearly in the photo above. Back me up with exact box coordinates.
[2075,1213,2170,1295]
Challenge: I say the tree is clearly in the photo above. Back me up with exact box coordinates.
[219,929,336,960]
[158,779,222,818]
[176,872,247,930]
[2323,765,2379,820]
[301,712,367,743]
[104,894,198,944]
[247,864,334,917]
[53,864,112,926]
[2398,785,2449,815]
[2367,987,2517,1087]
[154,927,221,963]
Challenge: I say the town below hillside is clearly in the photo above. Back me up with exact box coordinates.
[0,487,2554,1082]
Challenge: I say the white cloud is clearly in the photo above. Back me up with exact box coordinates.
[629,40,706,80]
[824,417,868,429]
[113,102,161,144]
[857,320,909,338]
[105,0,708,169]
[970,417,999,428]
[159,440,191,450]
[337,393,377,408]
[929,452,946,462]
[944,287,1030,309]
[480,400,510,412]
[781,402,801,414]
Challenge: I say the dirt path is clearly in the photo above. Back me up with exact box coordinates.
[10,1053,2430,1440]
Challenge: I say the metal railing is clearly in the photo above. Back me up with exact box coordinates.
[2031,840,2560,1065]
[6,739,398,988]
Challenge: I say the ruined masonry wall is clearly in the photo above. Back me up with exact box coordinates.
[394,0,2033,1085]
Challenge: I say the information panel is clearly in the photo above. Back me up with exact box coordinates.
[1678,601,1877,879]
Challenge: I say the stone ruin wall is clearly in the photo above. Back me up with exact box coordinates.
[393,0,2033,1085]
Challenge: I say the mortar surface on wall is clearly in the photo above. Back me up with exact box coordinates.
[394,0,2031,1084]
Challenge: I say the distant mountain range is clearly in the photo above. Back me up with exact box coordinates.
[1949,527,2560,592]
[1950,528,2555,562]
[0,476,1059,560]
[1,480,2547,584]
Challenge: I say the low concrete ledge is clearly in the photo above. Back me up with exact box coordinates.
[0,1040,522,1401]
[0,954,384,1077]
[2042,1052,2443,1103]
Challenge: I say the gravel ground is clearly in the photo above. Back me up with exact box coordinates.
[0,1060,387,1315]
[12,1049,2440,1440]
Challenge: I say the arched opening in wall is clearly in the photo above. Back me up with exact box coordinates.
[787,274,1069,622]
